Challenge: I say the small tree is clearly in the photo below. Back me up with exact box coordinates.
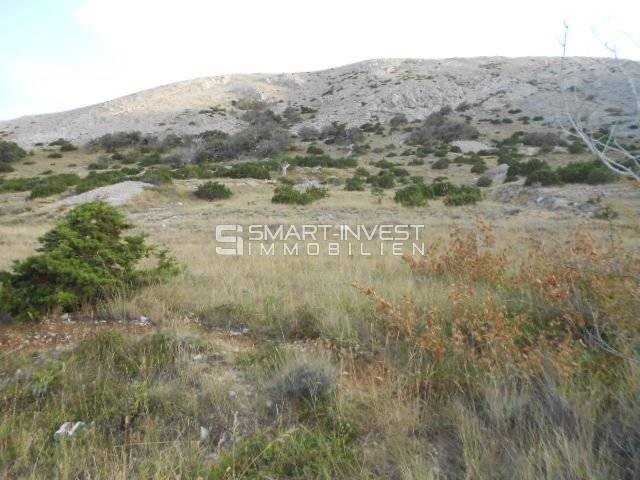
[0,202,177,321]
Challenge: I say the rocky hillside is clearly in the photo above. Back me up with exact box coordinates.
[1,57,638,147]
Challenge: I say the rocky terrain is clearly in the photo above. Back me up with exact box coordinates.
[1,57,639,147]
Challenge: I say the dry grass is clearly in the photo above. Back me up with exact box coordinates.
[1,142,640,478]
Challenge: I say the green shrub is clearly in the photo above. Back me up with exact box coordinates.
[194,181,232,200]
[0,202,177,321]
[216,162,272,180]
[476,175,492,187]
[0,140,27,164]
[272,185,328,205]
[568,140,586,154]
[432,158,450,170]
[29,173,81,199]
[395,183,430,207]
[557,161,616,185]
[444,186,482,206]
[345,176,365,191]
[0,176,40,193]
[369,173,395,189]
[524,169,563,186]
[139,167,173,185]
[0,163,14,173]
[289,155,357,169]
[307,144,324,155]
[75,171,129,193]
[354,167,370,178]
[470,163,488,174]
[268,361,336,404]
[429,180,455,197]
[408,158,425,166]
[47,152,63,159]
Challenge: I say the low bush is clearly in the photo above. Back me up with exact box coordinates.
[216,162,272,180]
[0,140,27,164]
[194,181,232,200]
[557,161,616,185]
[369,173,395,189]
[407,110,479,145]
[267,360,337,404]
[0,202,177,321]
[521,131,562,147]
[306,144,324,155]
[345,176,366,191]
[443,185,482,205]
[272,185,328,205]
[288,155,357,169]
[75,171,129,193]
[47,152,63,159]
[431,158,450,170]
[524,169,563,186]
[395,183,430,207]
[476,175,493,187]
[470,163,488,173]
[29,173,81,199]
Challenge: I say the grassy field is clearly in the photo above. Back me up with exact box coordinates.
[1,124,640,478]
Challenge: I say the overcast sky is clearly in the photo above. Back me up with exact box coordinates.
[1,0,638,120]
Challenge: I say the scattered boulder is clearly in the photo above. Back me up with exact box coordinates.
[485,163,509,184]
[52,181,154,208]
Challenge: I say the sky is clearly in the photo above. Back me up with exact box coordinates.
[1,0,639,120]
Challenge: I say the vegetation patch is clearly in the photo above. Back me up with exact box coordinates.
[194,181,232,200]
[272,185,328,205]
[0,202,177,321]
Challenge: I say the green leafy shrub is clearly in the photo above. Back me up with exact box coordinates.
[216,162,272,180]
[307,144,324,155]
[344,176,365,191]
[395,183,430,207]
[408,158,425,166]
[29,173,81,199]
[369,173,395,189]
[139,167,173,185]
[268,361,337,404]
[288,155,357,169]
[75,171,129,193]
[0,202,177,321]
[443,186,482,206]
[407,110,479,145]
[272,185,328,205]
[431,158,450,170]
[476,175,492,187]
[47,152,63,159]
[524,169,563,186]
[470,163,488,174]
[0,163,15,173]
[0,176,40,193]
[557,161,616,185]
[0,140,27,164]
[194,181,232,200]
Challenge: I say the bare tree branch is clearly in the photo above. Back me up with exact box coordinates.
[558,24,640,183]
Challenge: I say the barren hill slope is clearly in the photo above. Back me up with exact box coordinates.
[1,57,638,147]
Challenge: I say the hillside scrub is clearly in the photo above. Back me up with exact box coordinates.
[407,109,479,145]
[0,140,27,164]
[272,185,328,205]
[194,181,232,200]
[0,202,177,321]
